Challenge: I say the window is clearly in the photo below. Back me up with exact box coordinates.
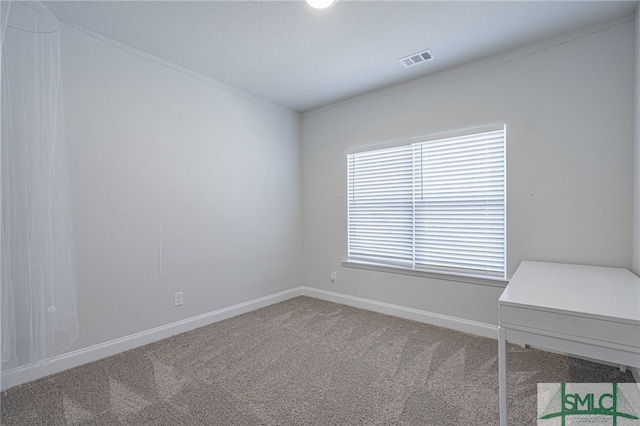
[347,126,506,281]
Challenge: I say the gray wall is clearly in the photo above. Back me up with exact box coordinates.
[62,25,302,350]
[301,18,635,326]
[58,14,637,351]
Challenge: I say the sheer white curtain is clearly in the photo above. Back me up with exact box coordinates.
[1,1,79,379]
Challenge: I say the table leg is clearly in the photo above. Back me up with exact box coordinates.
[499,326,508,426]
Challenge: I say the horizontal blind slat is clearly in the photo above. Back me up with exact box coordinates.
[348,126,505,279]
[348,144,414,265]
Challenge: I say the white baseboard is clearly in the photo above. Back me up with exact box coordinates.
[301,286,498,339]
[1,287,302,390]
[5,286,633,391]
[301,287,640,382]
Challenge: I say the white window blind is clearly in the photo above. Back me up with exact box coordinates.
[347,126,506,280]
[347,144,414,268]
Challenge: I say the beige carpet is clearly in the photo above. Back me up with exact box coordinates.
[1,296,635,425]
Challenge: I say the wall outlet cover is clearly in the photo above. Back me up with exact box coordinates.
[174,292,183,306]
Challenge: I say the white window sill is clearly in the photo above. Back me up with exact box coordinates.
[341,261,508,288]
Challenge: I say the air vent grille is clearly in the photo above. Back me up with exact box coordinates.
[399,49,434,68]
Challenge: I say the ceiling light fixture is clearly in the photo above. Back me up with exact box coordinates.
[306,0,335,9]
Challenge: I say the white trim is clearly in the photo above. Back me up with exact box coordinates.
[5,286,632,391]
[304,15,635,119]
[342,261,508,288]
[61,22,298,119]
[1,287,302,390]
[303,286,639,381]
[301,286,498,339]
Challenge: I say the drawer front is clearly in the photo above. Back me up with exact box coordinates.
[500,305,640,349]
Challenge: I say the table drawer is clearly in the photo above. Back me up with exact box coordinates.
[500,305,640,349]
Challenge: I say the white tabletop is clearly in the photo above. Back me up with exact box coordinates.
[499,261,640,325]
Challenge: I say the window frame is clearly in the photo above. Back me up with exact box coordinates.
[344,124,507,287]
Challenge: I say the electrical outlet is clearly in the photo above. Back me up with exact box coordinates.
[174,292,183,307]
[330,271,336,282]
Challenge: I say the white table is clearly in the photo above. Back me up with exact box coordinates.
[498,261,640,426]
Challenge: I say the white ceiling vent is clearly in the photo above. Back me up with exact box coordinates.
[399,49,434,68]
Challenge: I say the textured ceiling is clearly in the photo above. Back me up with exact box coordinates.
[45,1,638,112]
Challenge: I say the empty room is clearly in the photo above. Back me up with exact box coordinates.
[1,0,639,424]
